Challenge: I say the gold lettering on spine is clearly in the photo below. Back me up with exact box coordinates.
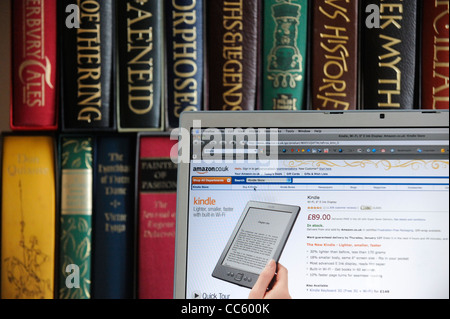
[432,0,450,109]
[20,0,53,108]
[172,0,199,118]
[76,0,102,122]
[377,1,403,108]
[222,0,243,110]
[317,0,351,110]
[127,4,154,115]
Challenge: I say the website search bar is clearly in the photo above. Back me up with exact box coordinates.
[246,178,292,183]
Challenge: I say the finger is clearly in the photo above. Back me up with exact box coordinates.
[274,263,289,289]
[249,259,277,299]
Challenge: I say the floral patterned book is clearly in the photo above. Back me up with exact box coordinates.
[59,136,93,299]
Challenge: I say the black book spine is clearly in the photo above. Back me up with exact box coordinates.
[61,0,116,130]
[118,0,163,131]
[360,0,419,109]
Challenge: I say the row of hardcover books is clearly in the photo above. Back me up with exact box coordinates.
[10,0,450,133]
[1,133,177,299]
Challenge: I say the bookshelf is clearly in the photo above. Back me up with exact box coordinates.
[1,0,448,301]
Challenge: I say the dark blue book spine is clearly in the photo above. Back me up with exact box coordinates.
[166,0,204,128]
[93,136,135,299]
[118,0,163,131]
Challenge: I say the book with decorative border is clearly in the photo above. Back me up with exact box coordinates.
[262,0,309,110]
[10,0,58,130]
[58,135,93,299]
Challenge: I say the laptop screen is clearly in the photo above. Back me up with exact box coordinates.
[184,126,449,299]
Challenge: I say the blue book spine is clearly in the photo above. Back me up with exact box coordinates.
[166,0,204,128]
[93,136,135,299]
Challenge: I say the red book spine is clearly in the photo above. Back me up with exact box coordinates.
[422,1,449,109]
[11,0,58,129]
[138,136,178,299]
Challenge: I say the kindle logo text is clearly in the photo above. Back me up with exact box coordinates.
[194,197,217,206]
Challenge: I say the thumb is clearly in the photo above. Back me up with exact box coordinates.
[249,260,276,299]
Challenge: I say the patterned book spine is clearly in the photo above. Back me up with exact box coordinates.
[361,0,419,109]
[1,136,56,299]
[138,136,178,299]
[206,0,261,111]
[61,0,115,130]
[311,0,359,110]
[11,0,58,129]
[93,135,135,299]
[166,0,204,128]
[421,0,449,109]
[118,0,163,131]
[262,0,309,110]
[59,137,93,299]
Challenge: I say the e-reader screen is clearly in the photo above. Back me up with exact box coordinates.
[222,208,293,274]
[212,202,300,288]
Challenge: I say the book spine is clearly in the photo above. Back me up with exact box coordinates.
[59,137,93,299]
[61,0,115,130]
[206,0,261,111]
[118,0,163,131]
[262,0,309,110]
[92,135,135,299]
[361,0,419,109]
[166,0,204,128]
[138,136,177,299]
[421,0,449,110]
[1,136,56,299]
[11,0,58,129]
[311,0,359,110]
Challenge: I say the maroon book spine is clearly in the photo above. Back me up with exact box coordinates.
[311,0,359,110]
[205,0,261,111]
[11,0,58,130]
[421,0,449,109]
[138,136,178,299]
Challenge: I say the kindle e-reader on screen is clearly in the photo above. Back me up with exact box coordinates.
[212,201,300,289]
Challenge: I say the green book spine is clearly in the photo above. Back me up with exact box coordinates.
[262,0,308,110]
[59,137,93,299]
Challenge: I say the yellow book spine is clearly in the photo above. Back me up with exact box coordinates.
[1,136,56,299]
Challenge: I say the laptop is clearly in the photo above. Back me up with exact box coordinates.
[174,111,449,299]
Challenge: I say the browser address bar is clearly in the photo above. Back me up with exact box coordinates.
[248,141,449,146]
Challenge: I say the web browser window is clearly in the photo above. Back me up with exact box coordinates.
[186,128,449,299]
